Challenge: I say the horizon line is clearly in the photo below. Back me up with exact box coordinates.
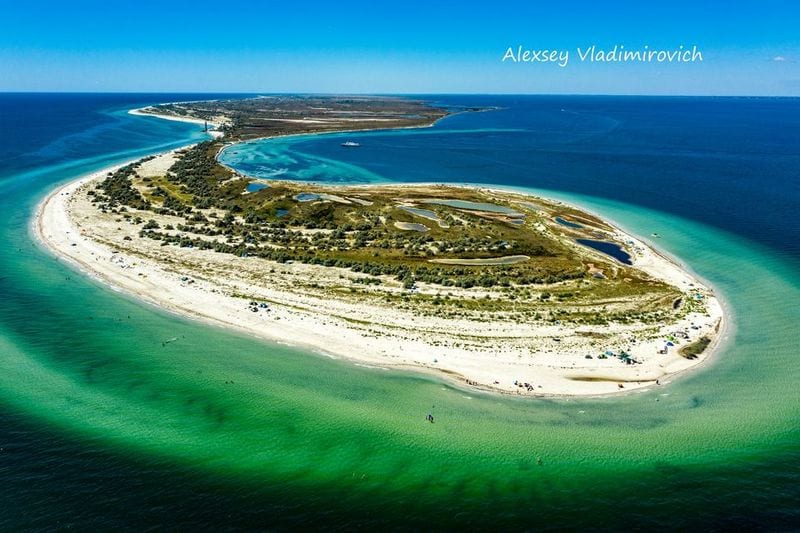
[1,90,798,99]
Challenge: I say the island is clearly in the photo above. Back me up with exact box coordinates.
[36,96,723,396]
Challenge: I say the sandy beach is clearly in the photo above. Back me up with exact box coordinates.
[34,138,725,397]
[129,107,227,137]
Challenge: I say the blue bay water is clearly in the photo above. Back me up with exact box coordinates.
[1,94,799,529]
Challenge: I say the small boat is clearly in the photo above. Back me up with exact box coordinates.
[341,141,360,147]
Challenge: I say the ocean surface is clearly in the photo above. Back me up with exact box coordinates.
[1,93,799,530]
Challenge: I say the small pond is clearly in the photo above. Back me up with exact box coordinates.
[576,239,633,265]
[419,199,523,217]
[555,216,583,229]
[294,192,321,202]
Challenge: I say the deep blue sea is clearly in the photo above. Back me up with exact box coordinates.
[1,93,799,530]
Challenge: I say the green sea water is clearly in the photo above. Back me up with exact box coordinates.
[2,95,799,529]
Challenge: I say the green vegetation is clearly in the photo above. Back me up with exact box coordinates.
[94,162,151,211]
[680,336,711,359]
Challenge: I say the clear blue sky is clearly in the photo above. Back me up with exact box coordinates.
[1,0,799,95]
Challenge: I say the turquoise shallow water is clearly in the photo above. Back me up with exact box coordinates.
[1,95,800,529]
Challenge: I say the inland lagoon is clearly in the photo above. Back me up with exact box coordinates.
[576,238,634,265]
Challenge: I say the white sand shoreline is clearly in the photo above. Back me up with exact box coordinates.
[129,107,225,138]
